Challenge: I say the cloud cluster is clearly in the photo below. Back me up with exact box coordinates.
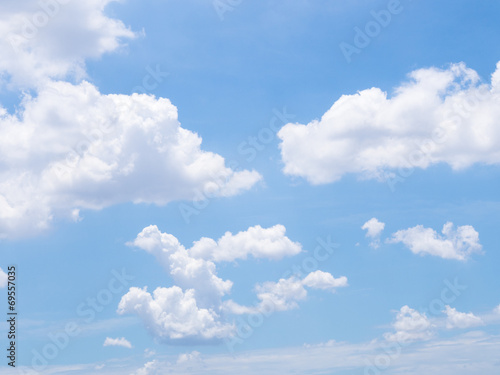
[388,222,482,260]
[127,224,299,307]
[103,337,132,349]
[119,225,346,342]
[0,82,261,238]
[278,62,500,184]
[1,0,135,88]
[382,303,493,347]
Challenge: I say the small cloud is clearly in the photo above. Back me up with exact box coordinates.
[0,268,7,288]
[362,218,385,248]
[71,209,82,222]
[144,348,156,358]
[302,270,348,291]
[177,351,202,365]
[103,337,132,349]
[444,305,484,329]
[132,360,160,375]
[303,339,336,349]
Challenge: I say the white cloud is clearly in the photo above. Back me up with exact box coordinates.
[122,226,346,341]
[189,224,302,262]
[0,268,7,288]
[495,305,500,315]
[0,0,261,239]
[121,224,301,341]
[384,305,433,343]
[444,305,484,329]
[0,82,261,238]
[117,286,235,342]
[361,218,385,248]
[38,331,500,375]
[128,224,302,308]
[302,270,348,291]
[253,276,308,312]
[103,337,132,349]
[387,222,482,261]
[0,0,136,88]
[224,271,348,314]
[278,62,500,184]
[131,360,160,375]
[362,218,385,238]
[221,276,305,314]
[177,351,203,365]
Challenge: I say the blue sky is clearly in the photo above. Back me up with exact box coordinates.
[1,0,500,374]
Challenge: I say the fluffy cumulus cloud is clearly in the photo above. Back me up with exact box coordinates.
[249,276,307,312]
[103,337,132,349]
[0,1,261,239]
[126,224,300,307]
[278,62,500,184]
[119,225,347,342]
[0,0,136,88]
[0,267,7,288]
[0,82,261,238]
[119,225,297,341]
[387,222,482,261]
[224,271,348,315]
[117,286,235,341]
[361,218,385,248]
[302,270,348,290]
[384,305,433,343]
[444,305,484,329]
[188,224,302,262]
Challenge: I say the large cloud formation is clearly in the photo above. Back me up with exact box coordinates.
[118,225,346,342]
[278,62,500,184]
[0,1,262,238]
[0,82,261,238]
